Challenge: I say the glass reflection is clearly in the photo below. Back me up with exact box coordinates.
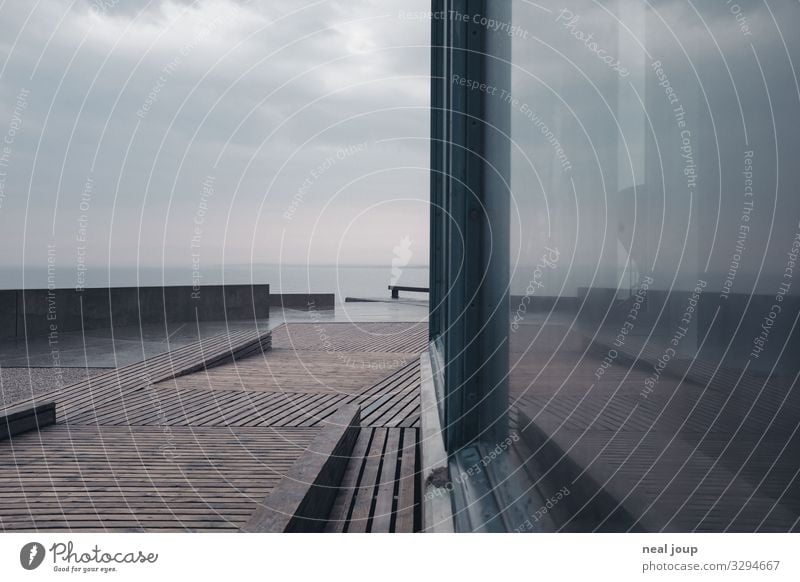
[503,0,800,532]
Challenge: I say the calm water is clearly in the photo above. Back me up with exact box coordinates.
[0,264,430,307]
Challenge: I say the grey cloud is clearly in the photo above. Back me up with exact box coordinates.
[0,0,431,277]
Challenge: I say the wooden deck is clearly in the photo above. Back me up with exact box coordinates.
[0,426,317,532]
[325,427,419,533]
[0,321,426,532]
[158,350,416,394]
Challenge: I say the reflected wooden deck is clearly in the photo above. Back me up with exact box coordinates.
[0,322,426,533]
[512,322,800,532]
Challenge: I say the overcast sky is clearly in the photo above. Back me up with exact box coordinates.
[0,0,431,284]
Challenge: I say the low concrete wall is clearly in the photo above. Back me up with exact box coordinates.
[270,293,335,310]
[1,284,270,339]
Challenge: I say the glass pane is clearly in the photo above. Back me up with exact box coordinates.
[500,0,800,531]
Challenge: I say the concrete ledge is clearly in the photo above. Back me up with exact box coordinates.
[2,284,270,339]
[0,402,56,441]
[420,351,455,533]
[243,405,361,533]
[166,331,272,381]
[270,293,335,310]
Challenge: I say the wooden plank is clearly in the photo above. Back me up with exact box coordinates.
[189,392,274,427]
[58,329,270,417]
[271,323,428,354]
[0,425,318,532]
[371,429,401,532]
[365,384,420,428]
[161,349,411,394]
[242,405,361,533]
[395,428,418,532]
[347,428,387,533]
[251,393,321,427]
[324,428,374,533]
[286,394,350,427]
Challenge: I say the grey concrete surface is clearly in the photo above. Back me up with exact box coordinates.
[0,367,106,408]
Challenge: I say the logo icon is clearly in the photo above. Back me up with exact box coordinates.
[20,542,45,570]
[391,235,413,286]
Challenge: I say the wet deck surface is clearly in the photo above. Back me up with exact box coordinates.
[0,320,426,532]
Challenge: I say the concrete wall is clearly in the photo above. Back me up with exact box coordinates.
[1,284,269,339]
[270,293,335,310]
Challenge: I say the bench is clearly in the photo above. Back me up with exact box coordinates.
[388,285,429,299]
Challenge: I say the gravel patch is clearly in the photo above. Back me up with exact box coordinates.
[0,367,109,408]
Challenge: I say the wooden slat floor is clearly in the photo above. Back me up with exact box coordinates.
[109,357,419,430]
[354,359,421,428]
[512,322,800,532]
[157,349,417,394]
[0,425,317,532]
[63,388,354,428]
[2,322,426,532]
[2,327,273,422]
[325,427,419,532]
[271,321,428,353]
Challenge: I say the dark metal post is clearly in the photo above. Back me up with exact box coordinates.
[438,0,511,451]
